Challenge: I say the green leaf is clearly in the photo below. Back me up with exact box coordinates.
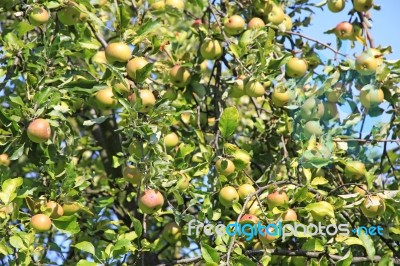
[305,201,334,222]
[76,260,98,266]
[302,238,324,252]
[9,144,24,160]
[234,255,257,266]
[16,21,35,37]
[9,235,26,249]
[378,254,394,266]
[201,243,220,264]
[9,96,25,107]
[113,239,131,251]
[0,177,23,204]
[135,63,153,83]
[0,240,11,255]
[358,230,376,260]
[136,19,160,36]
[83,116,108,126]
[74,241,95,255]
[219,107,240,138]
[53,216,80,234]
[336,250,352,266]
[131,216,143,237]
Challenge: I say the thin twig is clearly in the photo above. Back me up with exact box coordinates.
[87,21,107,49]
[286,31,348,57]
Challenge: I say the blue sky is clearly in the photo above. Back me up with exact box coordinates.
[301,0,398,152]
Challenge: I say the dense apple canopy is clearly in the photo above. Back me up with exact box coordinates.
[0,0,399,265]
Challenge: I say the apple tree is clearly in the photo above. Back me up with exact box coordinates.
[0,0,399,265]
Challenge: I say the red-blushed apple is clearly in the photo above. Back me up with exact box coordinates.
[334,22,353,40]
[224,15,245,36]
[27,118,51,143]
[46,201,64,219]
[248,17,265,29]
[29,6,50,26]
[138,189,165,214]
[30,214,52,232]
[266,191,288,209]
[0,154,10,166]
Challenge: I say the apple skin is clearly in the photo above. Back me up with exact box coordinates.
[151,1,166,11]
[95,87,117,109]
[271,89,295,107]
[219,186,239,207]
[244,80,265,97]
[259,226,279,243]
[237,184,256,201]
[344,161,366,180]
[355,51,378,76]
[322,102,339,121]
[92,51,107,64]
[105,42,131,63]
[57,6,81,26]
[230,77,246,98]
[200,39,223,60]
[138,189,165,214]
[239,214,259,225]
[215,158,235,176]
[27,118,51,143]
[354,184,367,196]
[282,15,292,31]
[113,78,130,96]
[304,120,323,137]
[29,7,50,26]
[334,22,353,40]
[126,57,149,80]
[123,165,142,185]
[166,0,184,10]
[248,17,265,29]
[129,89,156,113]
[300,98,324,120]
[327,0,345,12]
[285,58,308,78]
[266,191,289,209]
[164,132,179,148]
[46,201,64,219]
[170,65,191,87]
[360,195,385,218]
[162,222,182,243]
[62,203,80,215]
[176,172,191,191]
[265,5,285,25]
[283,209,297,221]
[360,88,384,108]
[30,214,52,232]
[224,15,246,36]
[0,154,10,167]
[353,0,374,12]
